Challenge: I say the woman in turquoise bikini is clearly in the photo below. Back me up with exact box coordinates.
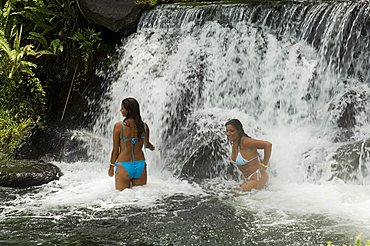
[108,97,155,191]
[225,119,272,191]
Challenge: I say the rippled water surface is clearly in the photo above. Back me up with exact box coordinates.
[3,2,370,245]
[1,162,368,246]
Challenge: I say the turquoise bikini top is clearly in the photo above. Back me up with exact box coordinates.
[232,149,258,166]
[120,120,146,161]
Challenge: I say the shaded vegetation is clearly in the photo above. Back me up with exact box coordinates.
[0,0,104,156]
[328,235,370,246]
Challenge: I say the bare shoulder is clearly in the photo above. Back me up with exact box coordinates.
[242,136,271,149]
[124,118,135,127]
[241,136,253,145]
[114,121,122,129]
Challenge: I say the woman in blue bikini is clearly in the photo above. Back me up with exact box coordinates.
[225,119,272,191]
[108,97,155,191]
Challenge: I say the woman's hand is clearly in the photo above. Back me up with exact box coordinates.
[108,165,114,177]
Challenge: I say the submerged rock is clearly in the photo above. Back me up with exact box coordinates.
[0,159,62,188]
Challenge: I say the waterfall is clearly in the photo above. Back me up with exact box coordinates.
[2,3,370,243]
[92,2,370,185]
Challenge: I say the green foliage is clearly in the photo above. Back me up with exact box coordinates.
[0,26,38,79]
[68,27,101,77]
[327,235,370,246]
[0,1,46,153]
[69,28,101,62]
[0,0,102,154]
[136,0,158,7]
[0,110,33,153]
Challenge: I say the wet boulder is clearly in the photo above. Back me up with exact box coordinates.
[179,133,235,180]
[161,115,238,181]
[329,88,366,141]
[331,138,370,182]
[16,128,90,163]
[0,159,62,188]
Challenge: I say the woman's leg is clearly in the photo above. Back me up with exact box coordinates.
[240,170,268,191]
[132,165,147,186]
[115,164,131,191]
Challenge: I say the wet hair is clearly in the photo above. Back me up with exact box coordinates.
[122,97,145,137]
[225,119,250,146]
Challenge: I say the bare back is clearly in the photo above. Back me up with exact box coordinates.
[117,119,146,162]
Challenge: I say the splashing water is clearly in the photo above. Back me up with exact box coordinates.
[1,3,370,244]
[91,3,370,235]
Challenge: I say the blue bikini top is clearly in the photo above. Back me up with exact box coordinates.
[232,148,258,166]
[120,120,146,161]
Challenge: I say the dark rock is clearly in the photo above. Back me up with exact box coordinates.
[0,159,63,188]
[331,138,370,182]
[161,113,237,181]
[15,127,90,163]
[76,0,142,33]
[329,89,366,141]
[180,137,236,181]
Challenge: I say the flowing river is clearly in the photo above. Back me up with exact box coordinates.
[1,2,370,245]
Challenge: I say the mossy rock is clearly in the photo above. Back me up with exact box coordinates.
[0,159,62,188]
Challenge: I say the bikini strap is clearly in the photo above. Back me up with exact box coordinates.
[246,168,261,181]
[121,120,124,138]
[121,120,146,161]
[130,140,135,161]
[143,122,147,149]
[130,122,146,160]
[121,120,127,146]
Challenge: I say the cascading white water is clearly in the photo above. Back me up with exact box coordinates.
[1,3,370,242]
[88,2,370,235]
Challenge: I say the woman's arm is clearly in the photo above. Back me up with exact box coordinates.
[261,140,272,166]
[144,123,155,151]
[243,137,272,166]
[108,122,121,176]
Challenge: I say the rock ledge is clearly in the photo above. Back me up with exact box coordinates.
[0,160,62,188]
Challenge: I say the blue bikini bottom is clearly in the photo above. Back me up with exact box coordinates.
[115,160,146,179]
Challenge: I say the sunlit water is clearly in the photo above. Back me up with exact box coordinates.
[2,2,370,245]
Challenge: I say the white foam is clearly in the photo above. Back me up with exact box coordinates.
[230,181,370,236]
[0,161,205,217]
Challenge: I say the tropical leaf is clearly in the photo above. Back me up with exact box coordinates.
[28,31,48,49]
[50,38,63,54]
[13,25,22,51]
[22,44,37,56]
[36,49,54,58]
[24,5,54,16]
[0,34,11,54]
[20,60,37,69]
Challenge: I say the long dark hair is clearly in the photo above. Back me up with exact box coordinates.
[122,97,145,137]
[225,119,250,146]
